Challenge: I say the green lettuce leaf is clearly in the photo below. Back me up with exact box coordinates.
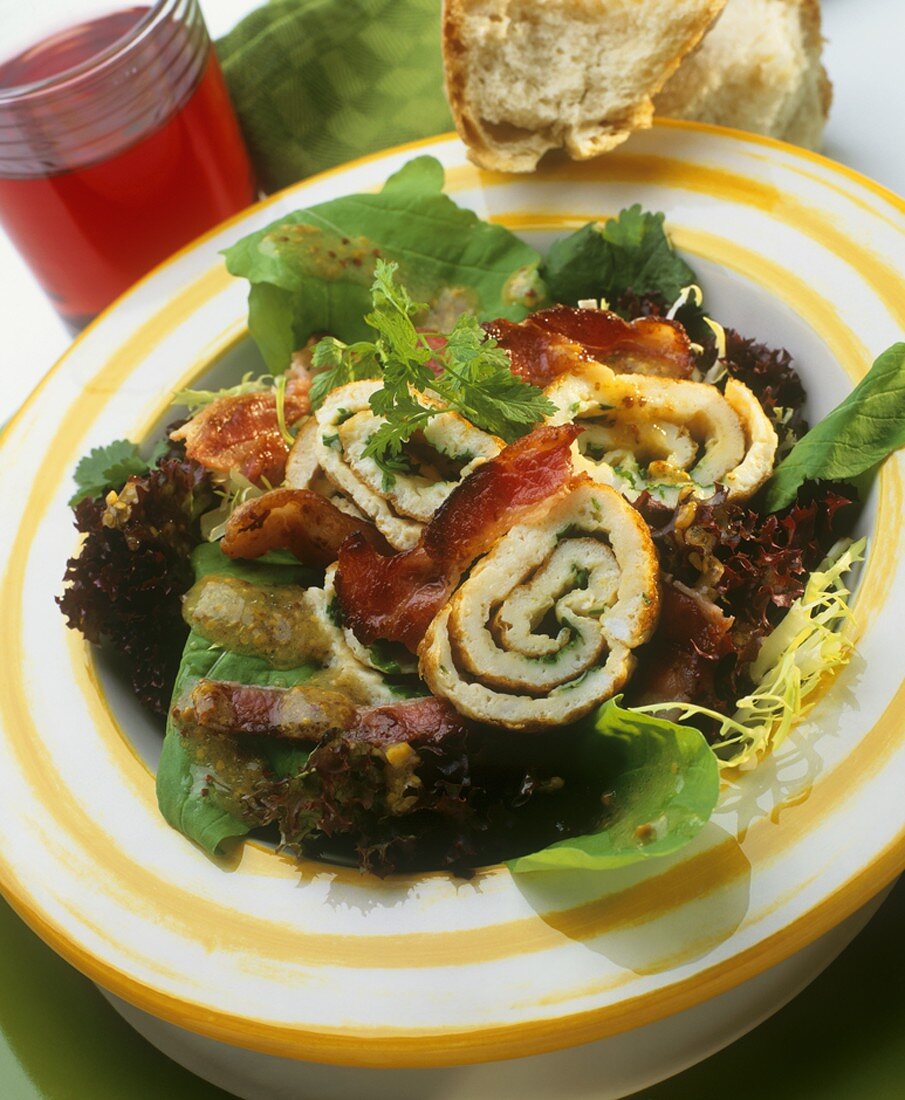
[541,205,697,309]
[156,632,249,854]
[156,547,320,855]
[224,155,544,373]
[764,342,905,512]
[509,699,719,873]
[190,541,320,586]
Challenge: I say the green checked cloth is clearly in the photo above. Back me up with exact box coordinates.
[216,0,452,192]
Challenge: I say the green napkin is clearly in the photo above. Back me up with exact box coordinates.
[216,0,452,192]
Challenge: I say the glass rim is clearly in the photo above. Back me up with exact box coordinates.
[0,0,188,104]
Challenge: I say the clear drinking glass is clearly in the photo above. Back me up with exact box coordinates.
[0,0,256,330]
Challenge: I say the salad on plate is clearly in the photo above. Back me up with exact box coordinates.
[58,157,905,876]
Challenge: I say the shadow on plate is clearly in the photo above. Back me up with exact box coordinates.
[511,822,752,976]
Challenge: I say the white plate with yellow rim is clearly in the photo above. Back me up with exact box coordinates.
[0,122,903,1100]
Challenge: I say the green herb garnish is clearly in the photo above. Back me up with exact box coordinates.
[542,205,697,309]
[69,438,167,507]
[314,261,554,484]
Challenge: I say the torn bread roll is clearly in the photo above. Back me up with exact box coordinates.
[442,0,727,172]
[656,0,831,150]
[420,479,659,730]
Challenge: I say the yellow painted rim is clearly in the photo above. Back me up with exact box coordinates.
[652,117,905,217]
[0,124,903,1068]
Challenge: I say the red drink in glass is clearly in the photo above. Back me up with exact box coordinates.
[0,1,256,329]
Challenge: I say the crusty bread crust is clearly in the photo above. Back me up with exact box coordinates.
[443,0,728,173]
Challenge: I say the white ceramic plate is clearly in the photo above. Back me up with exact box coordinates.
[0,124,903,1081]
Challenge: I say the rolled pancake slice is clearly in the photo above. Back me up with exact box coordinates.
[334,424,582,653]
[721,378,781,498]
[546,363,777,503]
[420,480,660,731]
[315,381,503,550]
[284,418,366,520]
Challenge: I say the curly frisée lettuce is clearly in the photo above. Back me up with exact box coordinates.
[171,373,274,412]
[510,699,719,873]
[636,538,866,769]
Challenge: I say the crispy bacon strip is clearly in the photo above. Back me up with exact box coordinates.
[346,696,471,749]
[221,487,389,567]
[176,679,358,741]
[626,580,735,710]
[334,424,582,652]
[483,316,592,387]
[175,681,468,746]
[171,366,310,488]
[485,305,695,385]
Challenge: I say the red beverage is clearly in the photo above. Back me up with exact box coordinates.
[0,2,255,328]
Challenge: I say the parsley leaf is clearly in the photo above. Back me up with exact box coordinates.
[435,314,555,440]
[363,409,436,486]
[542,205,696,308]
[364,262,436,415]
[308,338,380,410]
[69,439,155,506]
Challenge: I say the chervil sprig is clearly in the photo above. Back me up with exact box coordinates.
[433,313,555,441]
[308,337,380,410]
[310,261,555,483]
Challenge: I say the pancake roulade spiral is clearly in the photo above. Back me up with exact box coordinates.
[545,363,777,504]
[419,478,660,730]
[309,380,503,550]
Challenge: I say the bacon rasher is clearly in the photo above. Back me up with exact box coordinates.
[175,679,358,742]
[485,305,696,386]
[177,682,468,747]
[346,695,471,749]
[221,487,389,567]
[171,363,311,487]
[334,424,582,652]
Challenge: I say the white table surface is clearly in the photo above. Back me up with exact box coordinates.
[1,0,903,426]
